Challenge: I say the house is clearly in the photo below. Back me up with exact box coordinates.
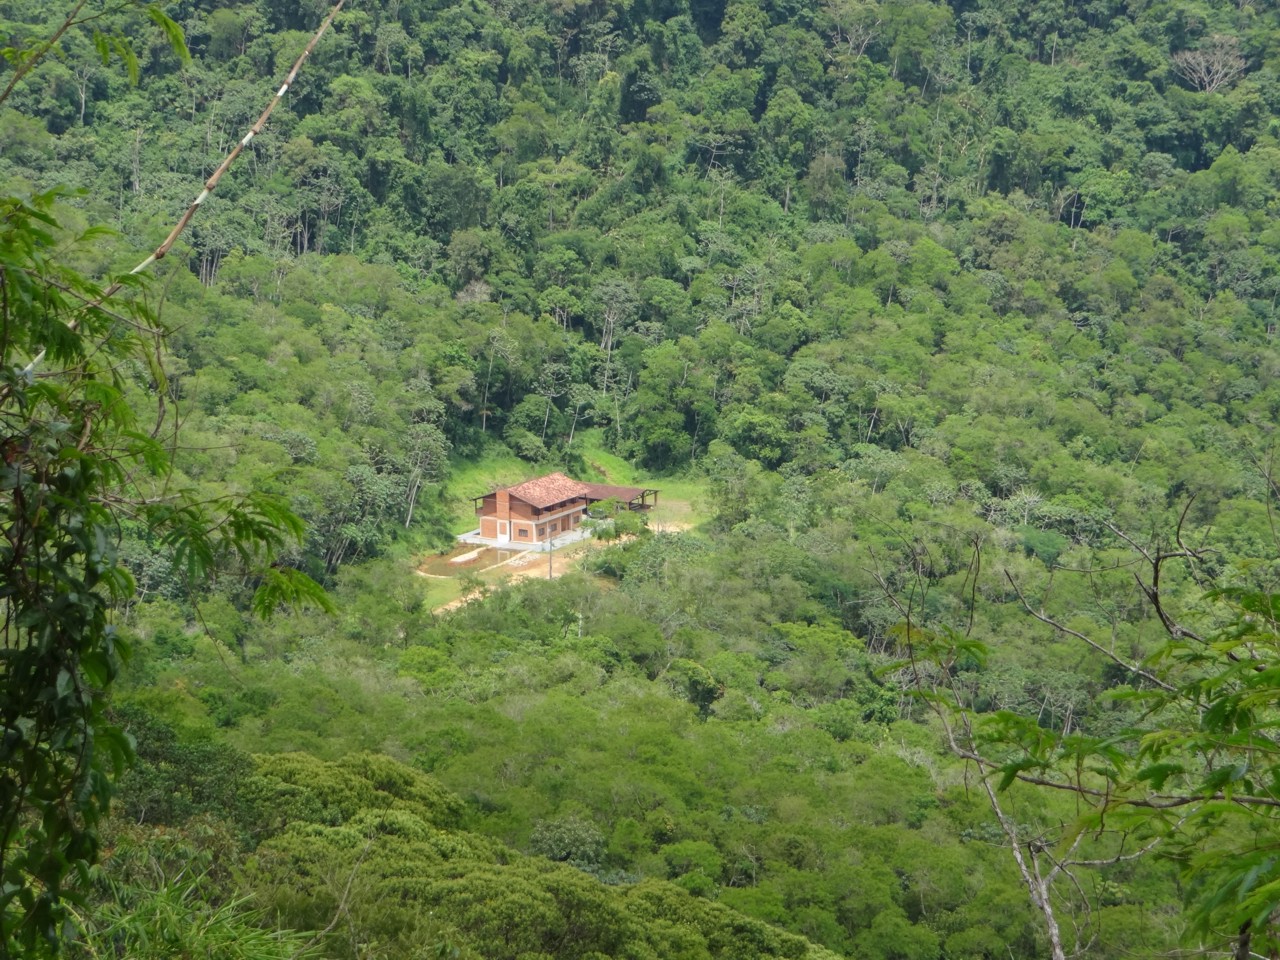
[465,472,658,547]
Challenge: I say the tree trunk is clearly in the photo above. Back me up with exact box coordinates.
[405,470,421,528]
[481,351,495,432]
[980,776,1068,960]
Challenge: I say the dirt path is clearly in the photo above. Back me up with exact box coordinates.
[432,593,478,614]
[430,539,597,613]
[648,520,692,533]
[429,500,693,614]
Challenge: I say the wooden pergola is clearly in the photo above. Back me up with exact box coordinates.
[581,483,659,510]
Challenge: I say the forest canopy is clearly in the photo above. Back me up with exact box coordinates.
[4,0,1280,956]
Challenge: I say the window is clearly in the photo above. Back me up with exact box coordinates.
[537,526,546,537]
[550,522,558,533]
[517,528,529,539]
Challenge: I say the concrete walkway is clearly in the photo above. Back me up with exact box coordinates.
[455,527,594,552]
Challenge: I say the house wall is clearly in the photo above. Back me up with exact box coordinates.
[507,500,537,520]
[536,510,584,540]
[475,490,590,543]
[534,501,586,525]
[506,495,588,526]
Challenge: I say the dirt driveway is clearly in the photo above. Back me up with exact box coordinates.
[430,511,692,615]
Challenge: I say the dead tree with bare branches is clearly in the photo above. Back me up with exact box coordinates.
[1172,34,1247,93]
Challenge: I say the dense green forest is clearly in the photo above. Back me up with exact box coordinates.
[5,0,1280,956]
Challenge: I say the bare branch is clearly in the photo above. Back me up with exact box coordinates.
[16,0,347,377]
[1172,35,1246,93]
[0,0,91,108]
[1103,511,1210,646]
[1005,571,1175,693]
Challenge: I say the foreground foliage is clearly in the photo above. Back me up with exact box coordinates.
[103,741,842,960]
[0,6,327,954]
[925,576,1280,957]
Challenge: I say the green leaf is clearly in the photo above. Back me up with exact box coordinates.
[251,567,335,621]
[146,6,191,65]
[110,37,139,85]
[91,30,109,66]
[1134,762,1184,791]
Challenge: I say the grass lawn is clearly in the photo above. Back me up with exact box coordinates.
[443,443,530,534]
[420,573,467,607]
[573,429,709,529]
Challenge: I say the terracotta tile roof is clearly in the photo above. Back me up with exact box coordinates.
[582,483,648,502]
[504,472,590,508]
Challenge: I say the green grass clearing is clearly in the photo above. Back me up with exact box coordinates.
[574,429,709,528]
[443,442,530,534]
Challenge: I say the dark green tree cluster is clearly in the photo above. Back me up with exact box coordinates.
[87,724,846,960]
[118,537,1181,957]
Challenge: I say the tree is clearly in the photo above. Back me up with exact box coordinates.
[1171,35,1247,94]
[902,508,1280,959]
[0,4,339,953]
[589,275,637,396]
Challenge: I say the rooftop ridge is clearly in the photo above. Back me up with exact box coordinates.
[502,472,591,508]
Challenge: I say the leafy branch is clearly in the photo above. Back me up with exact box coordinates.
[0,3,345,953]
